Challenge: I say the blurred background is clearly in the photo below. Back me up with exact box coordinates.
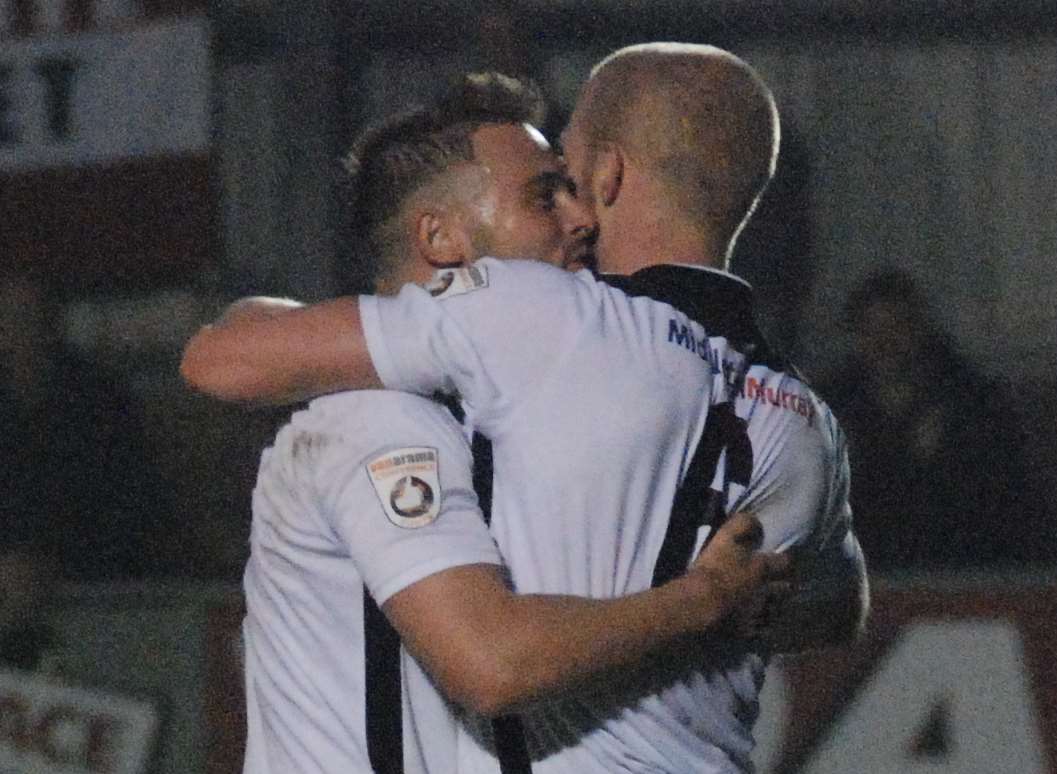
[2,1,1056,772]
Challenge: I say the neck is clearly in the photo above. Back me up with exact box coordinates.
[596,207,730,276]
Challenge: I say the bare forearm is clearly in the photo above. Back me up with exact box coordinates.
[180,296,381,404]
[401,566,735,714]
[387,517,786,716]
[442,574,731,716]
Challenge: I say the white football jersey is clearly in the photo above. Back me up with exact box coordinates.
[360,259,857,774]
[242,390,502,774]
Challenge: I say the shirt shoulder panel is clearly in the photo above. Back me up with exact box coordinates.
[361,258,599,429]
[301,393,502,604]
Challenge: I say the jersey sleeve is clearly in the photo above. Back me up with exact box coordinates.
[807,424,866,580]
[315,397,502,606]
[358,258,585,429]
[731,390,853,556]
[738,397,862,594]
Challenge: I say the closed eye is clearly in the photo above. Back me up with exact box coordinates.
[525,171,577,211]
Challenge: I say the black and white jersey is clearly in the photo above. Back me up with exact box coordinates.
[242,391,502,774]
[360,259,856,774]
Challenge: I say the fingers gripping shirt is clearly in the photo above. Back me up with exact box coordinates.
[241,391,501,774]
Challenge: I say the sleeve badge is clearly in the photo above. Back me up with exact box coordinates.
[423,265,489,299]
[366,446,442,528]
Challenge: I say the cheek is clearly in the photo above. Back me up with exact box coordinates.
[575,188,597,214]
[521,213,564,252]
[495,209,561,251]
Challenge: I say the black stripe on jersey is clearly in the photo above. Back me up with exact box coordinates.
[651,401,754,586]
[463,419,531,772]
[439,392,529,771]
[471,431,495,527]
[600,266,765,585]
[364,589,404,774]
[492,714,534,773]
[432,392,495,527]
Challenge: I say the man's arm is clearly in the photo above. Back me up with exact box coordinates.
[180,296,379,404]
[182,260,584,409]
[383,513,791,717]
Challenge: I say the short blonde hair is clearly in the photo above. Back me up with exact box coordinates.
[581,43,779,237]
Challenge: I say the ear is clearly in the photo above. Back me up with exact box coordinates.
[593,144,624,208]
[413,209,473,268]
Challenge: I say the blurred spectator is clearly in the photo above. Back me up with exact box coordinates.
[1,273,178,581]
[821,269,1050,571]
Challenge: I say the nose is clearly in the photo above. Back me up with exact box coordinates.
[557,193,597,241]
[558,207,598,272]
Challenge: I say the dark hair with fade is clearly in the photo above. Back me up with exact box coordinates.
[340,72,546,288]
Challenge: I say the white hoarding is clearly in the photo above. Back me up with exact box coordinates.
[0,16,210,171]
[0,670,160,774]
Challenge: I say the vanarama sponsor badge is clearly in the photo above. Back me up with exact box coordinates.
[423,265,488,299]
[366,446,442,528]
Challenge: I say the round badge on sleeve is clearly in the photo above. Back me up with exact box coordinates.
[366,447,442,528]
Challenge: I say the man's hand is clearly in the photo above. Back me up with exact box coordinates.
[687,513,794,636]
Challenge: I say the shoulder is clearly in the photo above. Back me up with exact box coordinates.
[472,258,612,325]
[477,256,573,281]
[305,391,464,441]
[287,392,472,502]
[470,258,599,300]
[387,258,594,334]
[273,393,466,473]
[743,373,848,486]
[419,258,603,348]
